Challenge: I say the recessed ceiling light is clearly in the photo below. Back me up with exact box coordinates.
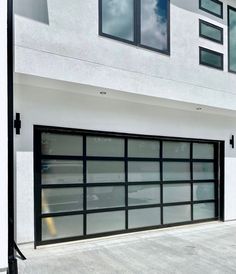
[100,91,107,95]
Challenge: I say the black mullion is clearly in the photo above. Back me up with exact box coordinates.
[41,184,84,189]
[160,141,164,225]
[162,180,197,184]
[41,211,84,218]
[193,199,216,205]
[134,0,140,45]
[164,201,193,207]
[128,204,161,210]
[125,138,128,230]
[162,158,193,162]
[128,181,161,185]
[128,157,161,162]
[192,159,215,163]
[35,129,42,245]
[190,142,193,221]
[83,135,87,236]
[87,156,125,161]
[41,183,126,188]
[214,142,219,218]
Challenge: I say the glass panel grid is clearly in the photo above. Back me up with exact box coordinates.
[37,131,218,245]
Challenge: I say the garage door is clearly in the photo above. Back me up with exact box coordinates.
[34,126,221,246]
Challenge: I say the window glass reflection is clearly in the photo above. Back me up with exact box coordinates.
[102,0,134,41]
[140,0,169,51]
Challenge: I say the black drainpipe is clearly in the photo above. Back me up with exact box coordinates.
[7,0,18,272]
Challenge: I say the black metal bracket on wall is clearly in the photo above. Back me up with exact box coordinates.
[14,113,21,135]
[230,135,234,148]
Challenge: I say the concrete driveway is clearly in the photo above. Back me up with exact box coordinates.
[18,221,236,274]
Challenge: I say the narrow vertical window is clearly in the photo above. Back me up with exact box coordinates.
[99,0,135,43]
[140,0,170,53]
[228,6,236,73]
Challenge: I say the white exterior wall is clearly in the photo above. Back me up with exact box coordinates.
[15,84,236,243]
[13,0,236,243]
[14,0,236,111]
[0,0,8,272]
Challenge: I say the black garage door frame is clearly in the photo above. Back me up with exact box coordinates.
[34,125,225,247]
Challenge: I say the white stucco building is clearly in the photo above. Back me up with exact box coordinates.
[2,0,236,271]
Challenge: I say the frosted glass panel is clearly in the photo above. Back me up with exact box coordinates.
[193,203,215,220]
[128,161,160,182]
[193,163,214,180]
[163,184,191,203]
[41,160,83,185]
[87,211,125,234]
[163,142,190,158]
[87,136,124,157]
[42,188,83,213]
[42,215,83,240]
[41,133,82,156]
[87,186,125,209]
[87,161,125,183]
[129,207,161,228]
[128,139,160,158]
[163,205,191,224]
[163,162,190,181]
[193,143,214,159]
[193,183,215,201]
[128,185,160,206]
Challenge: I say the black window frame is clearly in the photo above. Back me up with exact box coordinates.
[199,19,223,44]
[98,0,171,55]
[228,5,236,74]
[34,125,223,247]
[199,0,223,18]
[199,47,224,70]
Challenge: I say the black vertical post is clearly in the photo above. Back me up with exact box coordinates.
[7,0,18,273]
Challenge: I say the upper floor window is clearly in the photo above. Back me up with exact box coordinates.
[199,0,223,18]
[99,0,170,55]
[228,6,236,73]
[199,47,223,70]
[199,19,223,44]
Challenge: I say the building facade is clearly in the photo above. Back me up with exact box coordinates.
[13,0,236,247]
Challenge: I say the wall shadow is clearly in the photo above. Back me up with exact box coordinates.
[14,0,49,25]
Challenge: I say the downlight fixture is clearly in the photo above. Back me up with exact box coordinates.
[100,91,107,95]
